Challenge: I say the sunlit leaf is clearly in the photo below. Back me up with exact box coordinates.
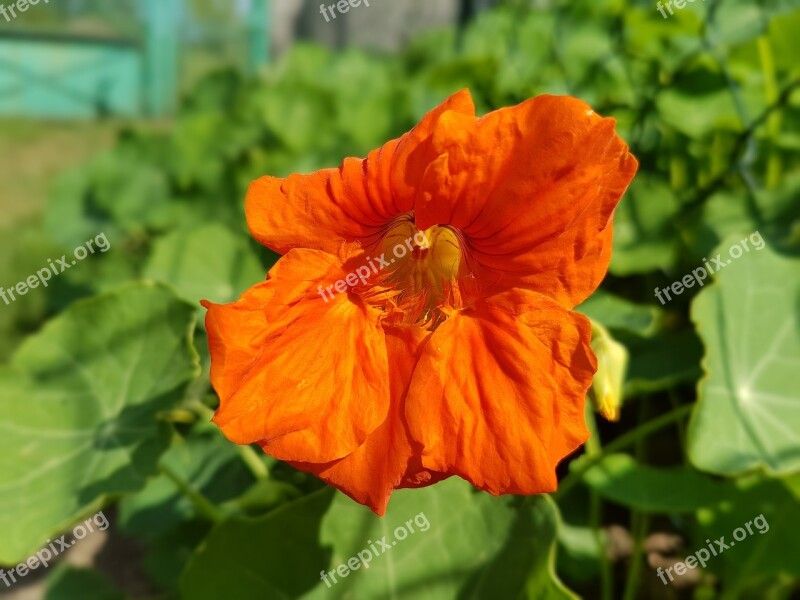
[0,283,199,563]
[582,454,732,512]
[182,479,576,600]
[143,223,266,306]
[688,239,800,475]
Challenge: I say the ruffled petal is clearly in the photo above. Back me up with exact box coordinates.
[204,249,390,463]
[245,90,476,256]
[287,325,440,515]
[404,289,596,495]
[415,95,637,308]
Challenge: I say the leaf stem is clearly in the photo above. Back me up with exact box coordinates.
[188,399,269,480]
[555,404,693,500]
[622,512,650,600]
[757,35,781,189]
[667,390,687,459]
[238,445,270,480]
[160,462,225,523]
[622,401,651,600]
[585,409,614,600]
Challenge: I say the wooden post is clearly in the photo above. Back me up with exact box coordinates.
[144,0,180,116]
[247,0,270,75]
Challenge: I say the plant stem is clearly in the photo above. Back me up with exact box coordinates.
[161,462,225,523]
[188,399,269,481]
[667,390,687,459]
[585,409,614,600]
[555,404,693,500]
[238,444,270,480]
[622,401,651,600]
[622,512,650,600]
[757,35,781,189]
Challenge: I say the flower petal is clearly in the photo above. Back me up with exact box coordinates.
[287,325,441,515]
[245,89,476,256]
[415,95,637,308]
[204,249,390,463]
[405,290,595,496]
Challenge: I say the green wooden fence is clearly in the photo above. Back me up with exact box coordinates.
[0,0,270,118]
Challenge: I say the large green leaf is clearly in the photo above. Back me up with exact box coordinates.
[143,224,266,306]
[181,489,334,600]
[0,282,199,563]
[688,240,800,476]
[182,479,575,600]
[581,454,732,512]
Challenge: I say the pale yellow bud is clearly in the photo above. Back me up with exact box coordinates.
[588,320,628,422]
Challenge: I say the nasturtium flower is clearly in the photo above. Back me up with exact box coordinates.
[203,90,637,515]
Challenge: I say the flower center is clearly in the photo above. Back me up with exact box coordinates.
[363,213,467,329]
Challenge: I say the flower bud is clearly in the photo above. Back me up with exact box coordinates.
[588,320,628,422]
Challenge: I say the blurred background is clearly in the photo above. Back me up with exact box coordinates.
[1,0,799,599]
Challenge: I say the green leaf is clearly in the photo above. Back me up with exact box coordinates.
[258,83,336,153]
[330,50,398,150]
[710,2,769,45]
[610,176,680,276]
[522,496,579,600]
[304,482,574,600]
[46,149,170,248]
[144,521,211,592]
[622,329,704,395]
[143,224,266,306]
[222,477,303,518]
[44,567,125,600]
[694,474,800,591]
[678,190,758,261]
[581,454,732,512]
[180,489,334,600]
[768,9,800,73]
[0,224,58,360]
[0,282,200,563]
[560,22,615,89]
[577,290,663,337]
[118,428,254,537]
[656,78,742,139]
[495,12,556,99]
[556,523,605,586]
[688,240,800,476]
[182,479,575,600]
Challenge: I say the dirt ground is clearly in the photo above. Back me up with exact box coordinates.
[0,120,121,229]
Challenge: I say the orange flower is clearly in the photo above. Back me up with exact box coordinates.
[203,90,638,515]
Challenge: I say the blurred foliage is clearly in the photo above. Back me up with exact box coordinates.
[2,0,800,598]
